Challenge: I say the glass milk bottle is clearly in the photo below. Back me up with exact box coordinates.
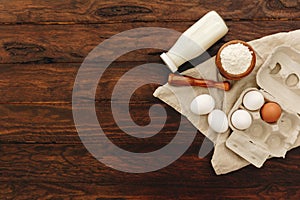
[160,11,229,72]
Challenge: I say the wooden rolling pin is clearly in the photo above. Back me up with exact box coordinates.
[168,73,231,91]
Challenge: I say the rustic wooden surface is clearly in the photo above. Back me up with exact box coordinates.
[1,0,300,199]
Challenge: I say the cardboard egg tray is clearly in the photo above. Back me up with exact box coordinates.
[226,46,300,168]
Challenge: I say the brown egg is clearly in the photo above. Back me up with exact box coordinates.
[261,102,282,123]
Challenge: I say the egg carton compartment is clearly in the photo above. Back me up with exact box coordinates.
[244,118,272,145]
[257,46,300,114]
[226,88,300,168]
[269,63,300,89]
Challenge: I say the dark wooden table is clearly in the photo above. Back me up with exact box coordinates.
[1,0,300,199]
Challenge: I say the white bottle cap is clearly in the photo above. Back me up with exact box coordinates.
[160,53,178,73]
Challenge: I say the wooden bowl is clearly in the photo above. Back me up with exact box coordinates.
[215,40,256,80]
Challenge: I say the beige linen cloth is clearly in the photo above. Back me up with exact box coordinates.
[153,29,300,175]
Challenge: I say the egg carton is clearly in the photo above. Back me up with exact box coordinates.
[226,46,300,168]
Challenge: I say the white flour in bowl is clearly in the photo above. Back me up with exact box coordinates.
[220,43,253,75]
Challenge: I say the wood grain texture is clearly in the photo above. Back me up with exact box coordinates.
[2,181,299,200]
[1,0,300,199]
[0,102,187,144]
[0,142,299,184]
[0,144,299,198]
[0,62,170,103]
[0,21,299,104]
[0,0,300,24]
[0,21,299,64]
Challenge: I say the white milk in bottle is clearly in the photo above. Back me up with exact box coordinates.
[160,11,228,72]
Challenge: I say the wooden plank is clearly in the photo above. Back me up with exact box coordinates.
[0,143,299,185]
[0,21,298,64]
[1,181,300,199]
[0,22,185,64]
[0,63,77,103]
[0,62,170,103]
[0,0,299,24]
[0,103,193,144]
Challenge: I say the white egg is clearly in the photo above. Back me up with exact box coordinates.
[190,94,215,115]
[231,109,252,130]
[208,109,229,133]
[243,90,264,111]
